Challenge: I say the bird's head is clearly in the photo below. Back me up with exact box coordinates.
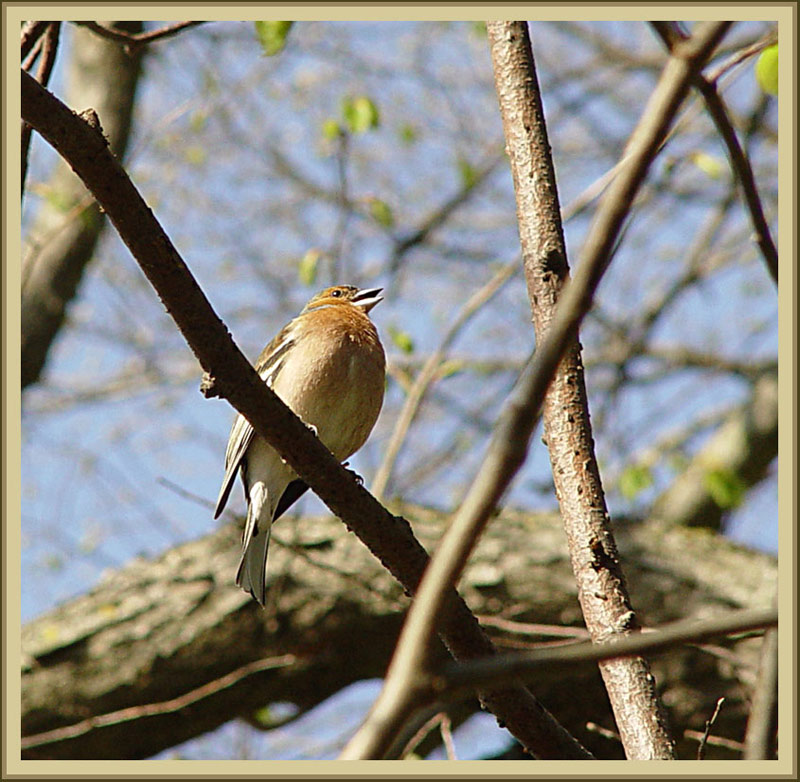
[303,285,384,313]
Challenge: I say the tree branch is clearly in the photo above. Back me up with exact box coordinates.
[742,617,779,759]
[650,22,778,285]
[485,20,734,760]
[72,20,206,49]
[372,260,518,500]
[20,20,50,59]
[21,69,588,762]
[436,607,777,697]
[21,21,60,197]
[21,505,777,759]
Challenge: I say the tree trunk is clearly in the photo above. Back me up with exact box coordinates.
[22,21,143,389]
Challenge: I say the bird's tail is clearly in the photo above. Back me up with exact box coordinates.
[236,501,271,607]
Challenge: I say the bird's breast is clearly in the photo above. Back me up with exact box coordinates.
[270,316,385,460]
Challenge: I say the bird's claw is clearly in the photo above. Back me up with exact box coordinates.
[342,462,364,485]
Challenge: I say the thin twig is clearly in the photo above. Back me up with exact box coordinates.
[707,31,778,83]
[400,711,445,758]
[684,729,744,753]
[586,721,621,743]
[72,20,205,49]
[22,22,60,197]
[372,261,517,500]
[340,19,732,762]
[21,34,43,70]
[21,654,295,750]
[478,615,590,639]
[651,22,778,285]
[697,697,726,760]
[440,713,457,760]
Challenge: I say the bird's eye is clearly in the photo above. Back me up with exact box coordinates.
[331,289,343,297]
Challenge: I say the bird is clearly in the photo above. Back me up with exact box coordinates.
[214,285,386,606]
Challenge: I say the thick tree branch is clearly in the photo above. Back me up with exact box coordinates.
[341,18,732,762]
[484,20,736,761]
[21,70,588,761]
[22,507,777,759]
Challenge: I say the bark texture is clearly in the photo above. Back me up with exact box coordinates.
[486,20,707,758]
[22,506,776,760]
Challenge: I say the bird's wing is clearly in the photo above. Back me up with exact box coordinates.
[273,478,310,521]
[214,412,255,518]
[213,324,297,519]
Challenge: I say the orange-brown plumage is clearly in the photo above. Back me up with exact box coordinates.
[215,285,385,606]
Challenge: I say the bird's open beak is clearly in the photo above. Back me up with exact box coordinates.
[353,287,384,312]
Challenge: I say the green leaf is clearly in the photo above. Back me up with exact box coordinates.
[704,468,746,509]
[254,21,293,56]
[189,112,207,133]
[342,95,380,134]
[367,197,395,228]
[251,706,274,727]
[470,21,487,37]
[457,157,478,189]
[298,249,321,286]
[690,151,724,180]
[618,464,654,500]
[44,554,64,572]
[388,325,414,354]
[438,359,466,379]
[755,44,778,96]
[38,184,77,213]
[399,123,418,145]
[183,145,207,166]
[322,118,343,140]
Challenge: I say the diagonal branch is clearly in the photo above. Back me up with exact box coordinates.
[371,260,518,500]
[72,20,206,49]
[21,69,589,762]
[20,20,50,59]
[21,21,60,198]
[485,19,735,761]
[437,607,777,705]
[650,22,778,285]
[341,19,732,763]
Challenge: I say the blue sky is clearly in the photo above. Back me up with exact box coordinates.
[20,19,779,759]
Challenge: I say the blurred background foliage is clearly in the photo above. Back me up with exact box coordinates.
[21,19,778,759]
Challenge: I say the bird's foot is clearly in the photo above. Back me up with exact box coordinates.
[342,462,364,485]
